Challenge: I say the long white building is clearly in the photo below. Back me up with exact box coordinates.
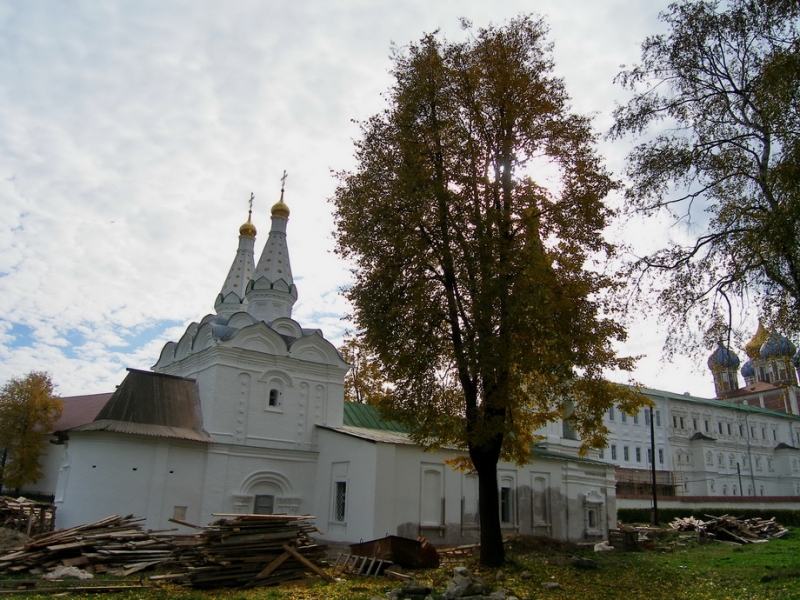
[29,184,618,544]
[594,384,800,508]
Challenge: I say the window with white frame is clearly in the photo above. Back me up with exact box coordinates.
[420,465,444,527]
[330,462,349,526]
[333,482,347,522]
[499,474,515,526]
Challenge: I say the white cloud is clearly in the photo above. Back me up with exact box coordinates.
[0,0,722,398]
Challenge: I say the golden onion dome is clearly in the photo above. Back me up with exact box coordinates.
[744,321,770,359]
[239,219,257,238]
[271,198,290,219]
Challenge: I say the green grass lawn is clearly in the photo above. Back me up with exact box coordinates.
[5,530,800,599]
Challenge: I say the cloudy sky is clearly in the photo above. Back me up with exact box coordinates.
[0,0,727,398]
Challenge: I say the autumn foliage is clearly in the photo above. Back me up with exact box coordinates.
[0,371,63,492]
[333,16,645,565]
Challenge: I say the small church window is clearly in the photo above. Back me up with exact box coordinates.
[269,388,280,407]
[500,486,513,524]
[254,494,275,515]
[334,481,347,522]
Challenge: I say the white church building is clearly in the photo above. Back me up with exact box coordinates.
[35,183,616,545]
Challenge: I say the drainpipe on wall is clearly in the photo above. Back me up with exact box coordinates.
[741,407,757,495]
[649,406,658,525]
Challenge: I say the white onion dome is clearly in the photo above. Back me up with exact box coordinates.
[760,331,797,359]
[707,342,740,370]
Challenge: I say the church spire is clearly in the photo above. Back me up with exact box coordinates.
[246,171,298,322]
[215,194,257,317]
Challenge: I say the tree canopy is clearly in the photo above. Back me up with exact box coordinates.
[333,15,644,566]
[0,372,63,492]
[611,0,800,351]
[340,333,391,405]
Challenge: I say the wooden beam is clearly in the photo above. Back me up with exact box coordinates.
[281,544,334,583]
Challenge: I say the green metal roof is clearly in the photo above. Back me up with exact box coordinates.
[639,386,800,421]
[342,402,408,432]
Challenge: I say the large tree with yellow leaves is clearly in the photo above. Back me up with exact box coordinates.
[0,372,62,493]
[333,16,644,566]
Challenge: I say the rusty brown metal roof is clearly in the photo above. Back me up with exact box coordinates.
[60,369,211,442]
[54,393,113,431]
[69,419,211,442]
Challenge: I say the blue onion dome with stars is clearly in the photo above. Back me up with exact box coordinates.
[760,331,797,359]
[740,359,755,379]
[708,342,740,370]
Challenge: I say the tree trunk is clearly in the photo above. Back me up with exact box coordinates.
[472,445,505,567]
[0,448,6,496]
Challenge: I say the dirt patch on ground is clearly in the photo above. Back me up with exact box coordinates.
[504,534,580,555]
[0,528,31,551]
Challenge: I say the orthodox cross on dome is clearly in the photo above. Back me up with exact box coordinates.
[248,192,254,221]
[280,170,288,192]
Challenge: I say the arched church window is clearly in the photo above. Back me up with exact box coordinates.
[269,388,280,407]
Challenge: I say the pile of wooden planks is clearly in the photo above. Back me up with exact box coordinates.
[669,514,789,544]
[0,515,174,576]
[0,496,55,536]
[155,514,332,588]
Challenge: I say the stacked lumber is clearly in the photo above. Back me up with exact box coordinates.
[669,514,789,543]
[0,515,174,576]
[0,496,55,536]
[159,514,331,588]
